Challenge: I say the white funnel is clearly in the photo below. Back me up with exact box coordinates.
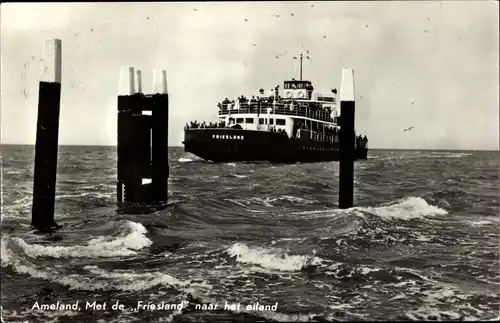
[340,67,355,102]
[118,66,136,95]
[152,69,168,94]
[40,39,62,83]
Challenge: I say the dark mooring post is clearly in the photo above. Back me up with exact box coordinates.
[116,66,136,204]
[338,67,356,209]
[31,39,63,232]
[117,67,169,209]
[150,70,169,205]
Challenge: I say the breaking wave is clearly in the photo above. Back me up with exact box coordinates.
[226,242,322,272]
[8,221,152,259]
[355,197,448,221]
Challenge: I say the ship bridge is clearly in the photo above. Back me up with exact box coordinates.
[282,80,312,100]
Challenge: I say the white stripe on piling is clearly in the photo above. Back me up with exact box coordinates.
[136,69,143,94]
[340,67,355,102]
[40,39,62,83]
[152,69,168,94]
[118,66,136,95]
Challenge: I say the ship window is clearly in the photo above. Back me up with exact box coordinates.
[236,118,244,123]
[276,119,286,126]
[269,119,274,125]
[259,118,265,124]
[245,118,254,123]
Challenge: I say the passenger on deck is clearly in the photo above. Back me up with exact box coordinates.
[306,84,314,100]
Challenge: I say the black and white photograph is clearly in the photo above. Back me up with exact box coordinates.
[1,1,499,322]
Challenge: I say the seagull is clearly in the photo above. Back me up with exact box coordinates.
[90,28,94,32]
[424,30,429,33]
[276,50,287,57]
[311,4,314,7]
[305,56,311,59]
[245,18,248,22]
[365,24,368,27]
[193,8,197,11]
[323,35,327,38]
[252,44,257,47]
[403,126,414,132]
[291,13,294,16]
[293,56,298,59]
[275,14,280,17]
[146,16,152,20]
[412,102,415,106]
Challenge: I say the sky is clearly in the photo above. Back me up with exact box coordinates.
[1,1,498,150]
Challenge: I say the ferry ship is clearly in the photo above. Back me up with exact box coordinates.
[183,54,368,163]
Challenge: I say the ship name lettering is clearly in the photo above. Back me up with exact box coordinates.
[212,134,244,140]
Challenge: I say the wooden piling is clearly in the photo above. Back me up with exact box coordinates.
[31,39,63,232]
[117,68,169,209]
[338,67,356,209]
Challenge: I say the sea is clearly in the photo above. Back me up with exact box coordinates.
[1,145,499,323]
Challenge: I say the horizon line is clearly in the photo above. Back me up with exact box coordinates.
[1,143,498,152]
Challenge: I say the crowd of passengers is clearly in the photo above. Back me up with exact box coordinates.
[217,84,317,110]
[184,120,226,130]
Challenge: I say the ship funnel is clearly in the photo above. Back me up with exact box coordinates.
[340,67,355,102]
[40,39,62,83]
[136,69,143,93]
[152,69,168,94]
[118,66,136,95]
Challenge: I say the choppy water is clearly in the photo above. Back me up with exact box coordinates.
[1,145,499,322]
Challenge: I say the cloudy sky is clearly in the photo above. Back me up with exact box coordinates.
[1,1,498,150]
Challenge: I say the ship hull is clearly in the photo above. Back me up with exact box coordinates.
[183,129,368,163]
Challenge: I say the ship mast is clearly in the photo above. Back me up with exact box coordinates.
[299,53,303,81]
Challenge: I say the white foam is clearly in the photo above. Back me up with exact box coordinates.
[227,196,316,208]
[226,242,322,272]
[13,221,152,259]
[359,267,381,275]
[357,197,448,221]
[467,220,493,227]
[178,158,193,163]
[390,293,407,300]
[2,240,210,292]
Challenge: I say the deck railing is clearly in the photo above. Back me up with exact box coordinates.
[218,102,337,123]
